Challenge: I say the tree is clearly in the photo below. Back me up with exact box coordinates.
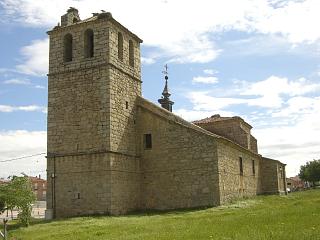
[0,176,36,226]
[0,197,5,214]
[0,183,7,214]
[299,159,320,186]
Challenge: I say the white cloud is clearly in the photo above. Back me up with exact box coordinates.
[174,108,234,121]
[186,76,320,111]
[203,69,218,75]
[192,68,220,84]
[254,0,320,44]
[243,76,320,97]
[3,78,30,85]
[187,91,247,111]
[4,0,319,64]
[0,130,46,178]
[2,1,319,64]
[0,104,47,113]
[141,57,156,65]
[192,76,219,84]
[223,34,308,57]
[180,74,320,177]
[34,85,46,89]
[164,35,221,63]
[272,96,317,118]
[253,97,320,177]
[242,76,320,108]
[16,38,49,76]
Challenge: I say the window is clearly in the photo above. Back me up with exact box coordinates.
[126,101,129,109]
[252,160,255,175]
[129,40,134,67]
[144,134,152,149]
[84,29,94,58]
[77,193,81,199]
[64,33,73,62]
[239,157,243,176]
[118,32,123,61]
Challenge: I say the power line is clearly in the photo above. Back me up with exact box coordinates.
[0,153,46,163]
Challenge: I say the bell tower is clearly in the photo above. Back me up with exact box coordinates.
[46,8,143,218]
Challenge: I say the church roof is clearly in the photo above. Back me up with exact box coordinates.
[193,114,252,128]
[193,114,234,124]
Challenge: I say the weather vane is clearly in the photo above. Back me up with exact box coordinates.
[162,64,169,79]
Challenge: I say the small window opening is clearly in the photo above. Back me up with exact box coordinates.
[84,29,94,58]
[144,134,152,149]
[129,40,134,67]
[239,157,243,176]
[252,160,255,175]
[64,33,73,62]
[126,101,129,109]
[118,32,123,61]
[77,193,81,199]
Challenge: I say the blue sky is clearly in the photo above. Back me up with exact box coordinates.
[1,0,320,178]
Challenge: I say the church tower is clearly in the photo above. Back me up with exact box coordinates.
[46,8,143,218]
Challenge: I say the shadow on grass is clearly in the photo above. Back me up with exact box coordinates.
[6,196,258,231]
[10,190,318,232]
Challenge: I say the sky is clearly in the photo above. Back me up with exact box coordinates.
[0,0,320,179]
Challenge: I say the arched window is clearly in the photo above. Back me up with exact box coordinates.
[84,29,94,58]
[64,33,73,62]
[118,32,123,61]
[129,40,134,67]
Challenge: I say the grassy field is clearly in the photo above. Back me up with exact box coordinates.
[7,189,320,240]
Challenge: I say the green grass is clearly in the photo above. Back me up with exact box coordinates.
[8,189,320,240]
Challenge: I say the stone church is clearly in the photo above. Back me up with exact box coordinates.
[46,8,287,219]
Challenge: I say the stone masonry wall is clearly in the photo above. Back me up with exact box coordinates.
[261,157,287,194]
[260,157,282,194]
[107,21,142,214]
[47,68,110,154]
[108,67,141,155]
[196,120,250,150]
[47,15,143,217]
[278,164,286,193]
[47,153,111,218]
[108,21,141,81]
[216,140,262,203]
[250,135,258,153]
[137,98,220,210]
[46,9,286,217]
[109,154,140,214]
[48,20,109,75]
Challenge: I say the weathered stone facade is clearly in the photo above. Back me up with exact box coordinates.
[46,9,286,219]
